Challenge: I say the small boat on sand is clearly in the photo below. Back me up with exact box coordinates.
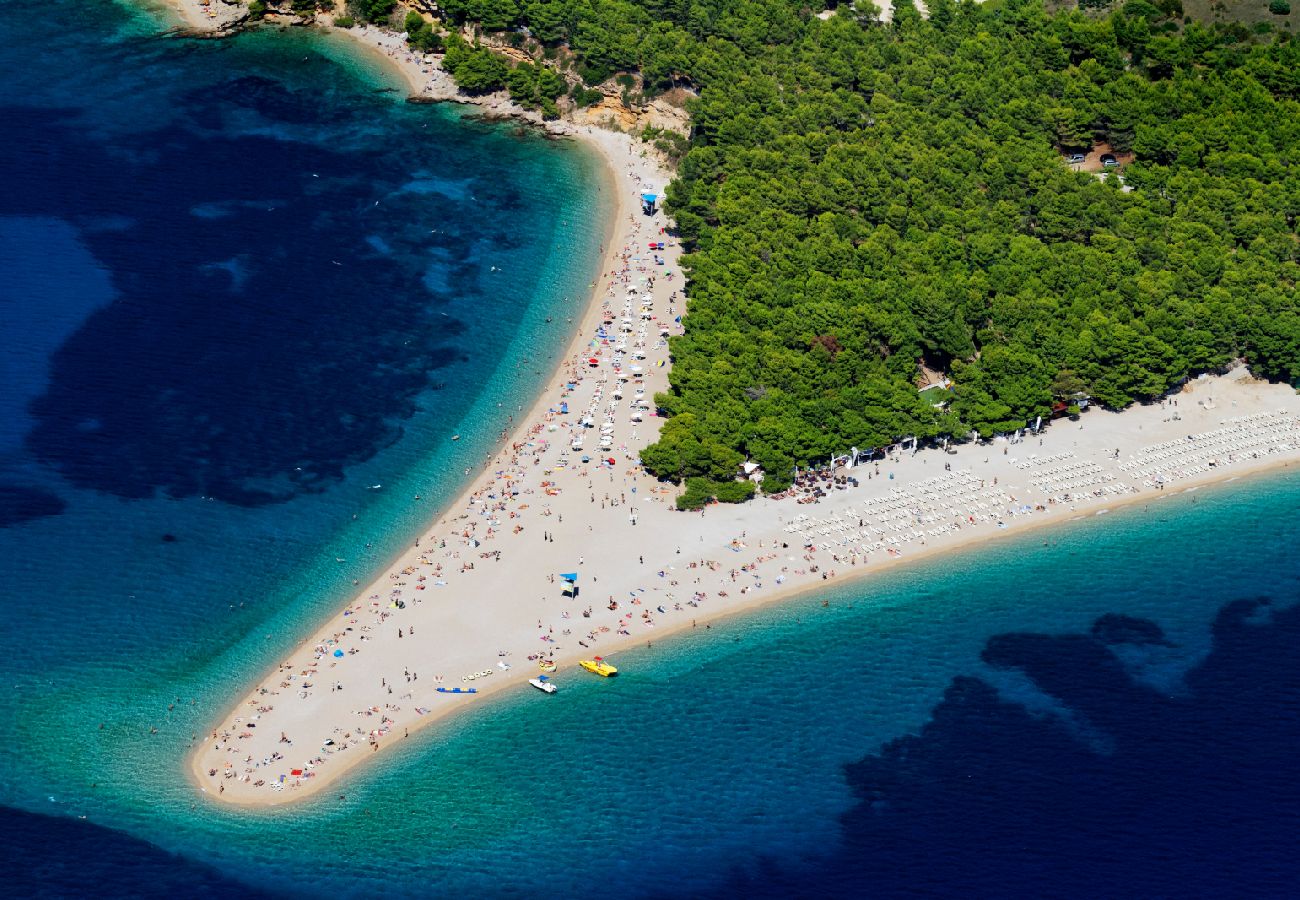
[579,657,618,677]
[529,676,557,694]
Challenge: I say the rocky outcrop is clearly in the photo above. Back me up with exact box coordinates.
[170,0,251,37]
[162,6,692,148]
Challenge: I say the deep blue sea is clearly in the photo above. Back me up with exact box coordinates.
[4,2,1300,897]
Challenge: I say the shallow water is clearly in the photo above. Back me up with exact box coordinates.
[4,3,1300,896]
[12,468,1300,897]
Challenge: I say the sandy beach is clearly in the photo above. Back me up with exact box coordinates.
[166,0,245,31]
[176,11,1300,807]
[191,352,1300,806]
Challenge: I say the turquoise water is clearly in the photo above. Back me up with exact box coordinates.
[15,463,1300,895]
[4,2,1300,895]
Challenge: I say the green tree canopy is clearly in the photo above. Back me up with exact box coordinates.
[437,0,1300,493]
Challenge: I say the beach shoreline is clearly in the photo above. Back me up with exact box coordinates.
[158,4,1300,809]
[180,130,636,808]
[163,0,246,31]
[194,448,1300,811]
[182,134,642,804]
[189,353,1300,808]
[169,12,677,805]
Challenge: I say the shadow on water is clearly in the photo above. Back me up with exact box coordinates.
[702,594,1300,897]
[0,485,67,527]
[1,95,464,507]
[0,805,277,899]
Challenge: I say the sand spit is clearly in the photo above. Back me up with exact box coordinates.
[166,5,1300,807]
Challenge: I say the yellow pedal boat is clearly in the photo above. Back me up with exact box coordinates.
[579,657,618,677]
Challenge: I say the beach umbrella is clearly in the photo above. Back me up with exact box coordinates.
[333,649,344,658]
[560,572,578,582]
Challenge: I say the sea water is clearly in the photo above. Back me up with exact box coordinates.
[3,3,1300,896]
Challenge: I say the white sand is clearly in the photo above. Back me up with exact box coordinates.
[185,15,1300,807]
[190,250,1300,807]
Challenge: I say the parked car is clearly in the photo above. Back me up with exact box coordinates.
[1100,153,1119,167]
[1068,153,1086,164]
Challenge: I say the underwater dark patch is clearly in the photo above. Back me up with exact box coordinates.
[700,595,1300,897]
[0,485,67,527]
[0,103,467,506]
